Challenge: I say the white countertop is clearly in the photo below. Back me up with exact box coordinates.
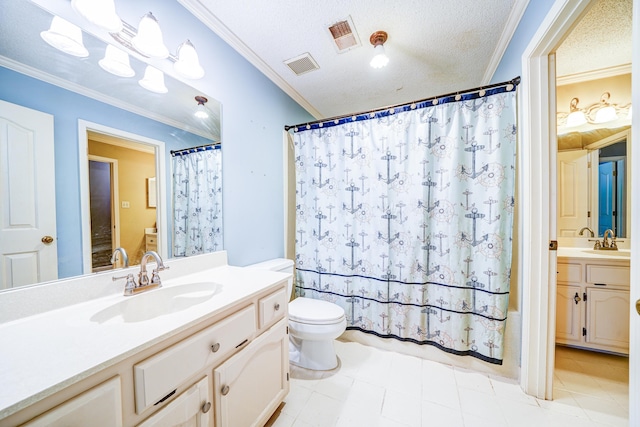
[557,247,631,262]
[0,262,288,419]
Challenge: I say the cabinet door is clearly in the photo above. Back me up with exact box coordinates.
[556,283,583,344]
[22,377,122,427]
[214,319,289,427]
[137,377,212,427]
[586,287,630,352]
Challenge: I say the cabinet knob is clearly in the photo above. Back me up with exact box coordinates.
[201,402,211,413]
[211,342,221,353]
[274,302,280,311]
[636,299,640,315]
[221,385,230,396]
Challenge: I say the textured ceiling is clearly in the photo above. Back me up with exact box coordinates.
[556,0,633,78]
[181,0,525,118]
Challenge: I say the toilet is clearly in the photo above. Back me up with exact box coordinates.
[246,258,347,371]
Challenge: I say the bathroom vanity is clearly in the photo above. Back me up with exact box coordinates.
[556,248,631,354]
[0,251,290,427]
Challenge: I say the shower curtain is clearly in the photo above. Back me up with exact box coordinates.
[172,144,223,256]
[293,83,517,364]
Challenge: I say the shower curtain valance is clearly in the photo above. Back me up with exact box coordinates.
[171,142,221,157]
[292,78,519,364]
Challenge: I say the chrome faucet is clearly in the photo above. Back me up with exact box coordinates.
[138,251,168,288]
[110,247,129,268]
[578,227,595,238]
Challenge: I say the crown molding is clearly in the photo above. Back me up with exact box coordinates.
[483,0,530,84]
[557,63,632,86]
[178,0,323,119]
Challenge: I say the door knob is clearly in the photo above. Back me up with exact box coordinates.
[636,299,640,315]
[41,236,54,244]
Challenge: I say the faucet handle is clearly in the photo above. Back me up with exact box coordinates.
[150,269,163,287]
[113,273,137,295]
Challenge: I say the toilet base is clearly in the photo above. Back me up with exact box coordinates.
[289,336,339,371]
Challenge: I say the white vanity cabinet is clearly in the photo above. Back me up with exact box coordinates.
[214,319,289,427]
[137,377,211,427]
[556,257,630,354]
[20,377,123,427]
[1,262,290,427]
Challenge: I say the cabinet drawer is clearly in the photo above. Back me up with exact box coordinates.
[557,263,581,283]
[259,288,288,329]
[146,235,157,245]
[137,377,211,427]
[134,305,256,413]
[586,265,630,287]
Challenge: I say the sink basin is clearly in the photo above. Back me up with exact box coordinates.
[581,249,630,258]
[90,282,221,324]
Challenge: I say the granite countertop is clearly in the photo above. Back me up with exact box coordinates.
[0,263,288,419]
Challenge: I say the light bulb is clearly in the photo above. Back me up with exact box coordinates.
[71,0,122,33]
[132,12,169,59]
[370,44,389,69]
[99,45,134,77]
[139,66,168,93]
[40,16,89,57]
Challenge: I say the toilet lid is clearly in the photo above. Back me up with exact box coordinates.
[289,297,345,325]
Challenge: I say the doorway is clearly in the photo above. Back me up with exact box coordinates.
[89,157,119,271]
[78,120,168,273]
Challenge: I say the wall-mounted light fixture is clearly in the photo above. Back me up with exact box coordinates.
[194,96,209,119]
[369,31,389,69]
[139,65,167,93]
[98,44,135,77]
[565,97,587,127]
[40,16,89,57]
[42,1,205,91]
[558,91,631,131]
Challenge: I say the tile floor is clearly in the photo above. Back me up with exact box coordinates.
[266,341,629,427]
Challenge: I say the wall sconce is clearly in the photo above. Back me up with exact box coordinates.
[71,0,122,33]
[174,40,204,80]
[591,92,618,124]
[99,44,135,77]
[40,16,89,58]
[369,31,389,69]
[565,97,587,127]
[131,12,169,59]
[68,2,205,79]
[194,96,209,119]
[138,65,167,93]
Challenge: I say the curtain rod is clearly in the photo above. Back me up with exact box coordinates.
[170,142,221,155]
[284,76,521,132]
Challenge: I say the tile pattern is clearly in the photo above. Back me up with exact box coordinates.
[266,341,628,427]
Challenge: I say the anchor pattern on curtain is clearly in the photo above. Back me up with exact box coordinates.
[293,86,517,364]
[172,145,223,256]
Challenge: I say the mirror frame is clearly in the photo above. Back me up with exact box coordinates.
[586,128,632,239]
[78,120,168,274]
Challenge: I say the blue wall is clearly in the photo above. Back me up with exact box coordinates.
[1,0,314,276]
[491,0,557,83]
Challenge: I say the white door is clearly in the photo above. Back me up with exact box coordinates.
[557,150,590,237]
[0,100,57,289]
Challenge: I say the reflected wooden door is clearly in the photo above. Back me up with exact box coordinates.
[0,100,57,289]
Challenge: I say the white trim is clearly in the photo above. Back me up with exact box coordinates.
[557,63,633,85]
[177,0,323,120]
[482,0,531,84]
[629,1,639,424]
[88,154,121,253]
[78,120,168,273]
[0,56,213,141]
[519,0,593,399]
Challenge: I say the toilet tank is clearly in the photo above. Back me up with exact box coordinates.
[245,258,294,296]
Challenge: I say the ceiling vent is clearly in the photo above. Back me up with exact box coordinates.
[284,53,320,76]
[327,16,361,52]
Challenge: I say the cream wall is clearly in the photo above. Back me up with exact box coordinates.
[89,140,156,265]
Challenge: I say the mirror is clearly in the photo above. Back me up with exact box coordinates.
[557,128,631,239]
[556,71,631,241]
[0,0,222,290]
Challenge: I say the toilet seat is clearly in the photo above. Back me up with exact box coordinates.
[289,297,345,325]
